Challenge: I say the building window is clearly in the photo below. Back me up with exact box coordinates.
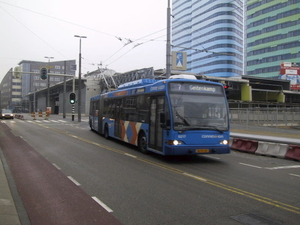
[55,65,61,69]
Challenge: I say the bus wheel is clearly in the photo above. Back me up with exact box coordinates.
[138,133,148,154]
[104,125,109,139]
[89,120,93,130]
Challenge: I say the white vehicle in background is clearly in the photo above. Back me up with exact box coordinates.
[0,109,14,119]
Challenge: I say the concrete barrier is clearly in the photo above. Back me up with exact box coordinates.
[15,114,24,120]
[231,138,243,150]
[255,142,288,158]
[285,145,300,161]
[231,138,258,153]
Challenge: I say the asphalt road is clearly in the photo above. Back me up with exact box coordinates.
[1,116,300,225]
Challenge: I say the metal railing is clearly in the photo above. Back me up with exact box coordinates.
[230,107,300,127]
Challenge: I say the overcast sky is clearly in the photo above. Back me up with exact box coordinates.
[0,0,168,82]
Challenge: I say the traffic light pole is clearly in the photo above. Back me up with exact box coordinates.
[72,72,75,121]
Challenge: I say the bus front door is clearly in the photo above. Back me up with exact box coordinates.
[149,96,164,151]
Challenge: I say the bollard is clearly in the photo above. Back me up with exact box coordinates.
[31,112,36,120]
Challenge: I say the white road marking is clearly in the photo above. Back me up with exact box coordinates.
[67,176,81,186]
[183,173,207,182]
[266,165,300,170]
[239,163,262,169]
[125,153,137,158]
[203,155,220,160]
[92,196,113,213]
[52,163,61,170]
[289,173,300,178]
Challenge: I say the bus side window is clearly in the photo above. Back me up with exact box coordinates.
[137,95,150,123]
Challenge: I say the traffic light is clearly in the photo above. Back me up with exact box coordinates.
[69,93,76,104]
[40,68,48,80]
[223,83,231,98]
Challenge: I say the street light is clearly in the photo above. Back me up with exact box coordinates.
[44,56,54,111]
[74,35,87,122]
[166,0,172,78]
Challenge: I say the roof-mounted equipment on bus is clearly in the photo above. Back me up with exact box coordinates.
[169,74,197,80]
[118,79,157,90]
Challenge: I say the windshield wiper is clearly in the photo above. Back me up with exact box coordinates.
[198,125,224,133]
[175,110,190,126]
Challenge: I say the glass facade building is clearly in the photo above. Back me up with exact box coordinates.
[172,0,244,77]
[246,0,300,78]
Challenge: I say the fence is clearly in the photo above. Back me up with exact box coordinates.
[230,107,300,127]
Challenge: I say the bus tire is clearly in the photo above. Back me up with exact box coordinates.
[89,119,93,130]
[138,132,148,154]
[104,125,109,139]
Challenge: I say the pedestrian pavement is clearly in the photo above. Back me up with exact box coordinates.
[0,114,299,224]
[0,151,21,225]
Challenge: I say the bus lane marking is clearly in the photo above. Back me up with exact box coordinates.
[52,163,61,170]
[266,165,300,170]
[42,125,300,215]
[289,173,300,178]
[92,196,113,213]
[67,176,81,186]
[239,163,262,169]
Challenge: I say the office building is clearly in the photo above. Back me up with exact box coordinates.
[172,0,244,77]
[246,0,300,78]
[0,59,76,111]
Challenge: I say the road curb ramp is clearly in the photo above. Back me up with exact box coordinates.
[285,145,300,161]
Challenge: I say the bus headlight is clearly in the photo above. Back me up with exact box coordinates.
[167,140,183,145]
[220,140,229,145]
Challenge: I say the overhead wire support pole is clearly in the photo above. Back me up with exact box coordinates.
[74,35,87,123]
[166,0,172,79]
[45,56,54,117]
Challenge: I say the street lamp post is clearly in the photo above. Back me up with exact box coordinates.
[166,0,172,78]
[45,56,54,111]
[74,35,87,122]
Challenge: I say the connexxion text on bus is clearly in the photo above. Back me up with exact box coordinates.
[89,74,230,155]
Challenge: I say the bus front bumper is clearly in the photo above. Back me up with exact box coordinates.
[164,145,230,155]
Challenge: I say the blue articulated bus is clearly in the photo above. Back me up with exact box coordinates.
[89,75,230,155]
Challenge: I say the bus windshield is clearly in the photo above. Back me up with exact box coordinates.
[169,82,229,132]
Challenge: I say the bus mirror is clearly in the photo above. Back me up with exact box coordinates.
[160,112,170,129]
[160,112,166,123]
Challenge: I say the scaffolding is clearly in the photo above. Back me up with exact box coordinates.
[99,67,155,92]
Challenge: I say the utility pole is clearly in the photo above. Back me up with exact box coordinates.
[63,61,66,118]
[166,0,172,78]
[45,56,54,110]
[74,35,87,122]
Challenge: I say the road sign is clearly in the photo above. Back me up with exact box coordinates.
[172,51,187,70]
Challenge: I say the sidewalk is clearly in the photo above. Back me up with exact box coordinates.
[231,122,300,140]
[0,150,21,225]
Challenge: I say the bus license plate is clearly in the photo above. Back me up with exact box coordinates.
[196,149,209,153]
